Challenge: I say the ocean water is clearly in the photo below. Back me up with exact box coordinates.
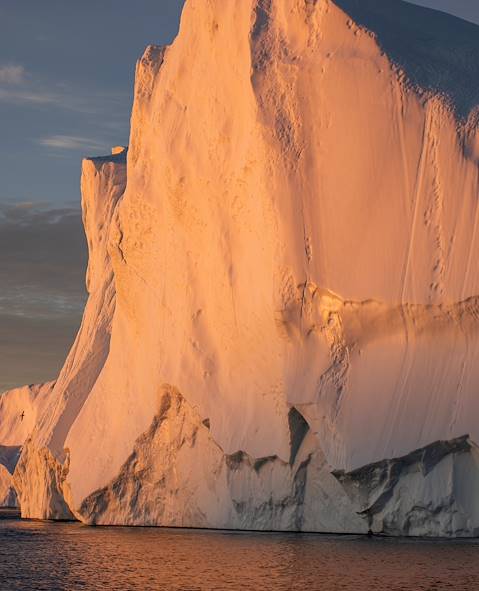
[0,510,478,591]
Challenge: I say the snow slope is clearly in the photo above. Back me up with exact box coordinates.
[3,0,479,535]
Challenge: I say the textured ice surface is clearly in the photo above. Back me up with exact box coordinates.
[2,0,479,535]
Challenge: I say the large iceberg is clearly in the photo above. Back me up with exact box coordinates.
[3,0,479,536]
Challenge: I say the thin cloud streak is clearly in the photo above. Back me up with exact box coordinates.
[0,86,129,115]
[0,63,129,115]
[37,135,108,152]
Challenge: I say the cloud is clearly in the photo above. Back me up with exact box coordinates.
[0,64,26,85]
[0,64,129,116]
[37,135,108,152]
[0,64,66,108]
[0,201,87,315]
[0,86,127,114]
[0,201,87,392]
[0,87,60,106]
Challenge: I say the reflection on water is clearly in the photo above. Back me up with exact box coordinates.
[0,510,478,590]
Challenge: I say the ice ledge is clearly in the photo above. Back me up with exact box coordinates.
[333,435,479,537]
[111,146,127,155]
[82,146,128,168]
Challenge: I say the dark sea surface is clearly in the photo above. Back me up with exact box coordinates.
[0,509,478,591]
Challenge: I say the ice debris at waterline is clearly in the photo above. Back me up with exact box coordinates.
[1,0,479,536]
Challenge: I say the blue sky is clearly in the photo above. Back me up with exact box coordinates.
[0,0,184,207]
[0,0,478,391]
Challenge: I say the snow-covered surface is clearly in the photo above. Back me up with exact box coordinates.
[2,0,479,535]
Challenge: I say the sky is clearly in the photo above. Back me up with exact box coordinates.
[0,0,478,392]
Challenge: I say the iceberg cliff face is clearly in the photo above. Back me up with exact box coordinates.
[14,151,126,519]
[2,0,479,535]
